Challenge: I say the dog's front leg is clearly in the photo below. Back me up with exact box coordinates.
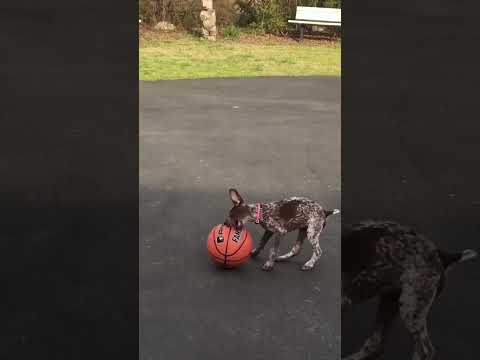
[262,233,283,271]
[343,292,399,360]
[251,230,273,257]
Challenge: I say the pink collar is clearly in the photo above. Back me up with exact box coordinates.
[255,203,262,224]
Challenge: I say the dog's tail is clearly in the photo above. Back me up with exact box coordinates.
[439,249,478,269]
[325,208,340,217]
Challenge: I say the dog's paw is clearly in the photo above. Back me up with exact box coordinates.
[251,248,261,257]
[301,262,315,271]
[262,261,274,271]
[275,252,292,262]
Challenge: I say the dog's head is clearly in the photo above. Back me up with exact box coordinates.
[224,188,252,230]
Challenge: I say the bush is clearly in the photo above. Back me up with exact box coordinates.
[138,0,342,36]
[215,0,239,27]
[323,0,342,7]
[139,0,241,31]
[237,0,288,35]
[223,24,241,39]
[236,0,340,35]
[139,0,156,24]
[138,0,202,31]
[297,0,341,8]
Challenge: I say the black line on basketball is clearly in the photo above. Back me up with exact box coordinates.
[223,227,231,266]
[213,225,230,257]
[226,229,249,257]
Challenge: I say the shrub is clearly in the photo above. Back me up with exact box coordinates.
[139,0,242,31]
[138,0,202,31]
[237,0,290,35]
[236,0,341,35]
[223,24,241,39]
[138,0,342,36]
[139,0,157,24]
[215,0,239,27]
[323,0,342,8]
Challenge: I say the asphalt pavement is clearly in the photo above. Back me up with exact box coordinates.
[139,77,341,360]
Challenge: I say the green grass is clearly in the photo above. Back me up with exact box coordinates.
[139,33,341,80]
[223,25,241,40]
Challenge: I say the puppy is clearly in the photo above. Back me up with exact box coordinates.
[224,188,339,271]
[342,220,478,360]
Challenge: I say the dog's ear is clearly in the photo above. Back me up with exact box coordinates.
[229,188,244,206]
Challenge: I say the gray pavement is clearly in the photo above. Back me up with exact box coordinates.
[140,77,341,360]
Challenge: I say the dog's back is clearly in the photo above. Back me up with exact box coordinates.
[342,220,477,359]
[342,220,477,303]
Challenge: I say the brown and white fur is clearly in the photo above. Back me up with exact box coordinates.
[224,188,340,271]
[342,220,478,360]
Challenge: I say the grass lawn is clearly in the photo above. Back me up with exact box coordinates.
[139,30,341,80]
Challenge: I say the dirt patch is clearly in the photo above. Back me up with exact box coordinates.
[234,32,340,47]
[139,25,340,48]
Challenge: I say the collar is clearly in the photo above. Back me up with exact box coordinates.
[255,203,262,224]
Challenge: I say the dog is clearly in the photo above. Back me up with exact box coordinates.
[342,220,478,360]
[224,188,340,271]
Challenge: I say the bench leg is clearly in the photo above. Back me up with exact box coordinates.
[299,24,304,41]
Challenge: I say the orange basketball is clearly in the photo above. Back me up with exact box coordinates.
[207,224,253,268]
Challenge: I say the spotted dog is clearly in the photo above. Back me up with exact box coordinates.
[342,220,478,360]
[224,188,339,271]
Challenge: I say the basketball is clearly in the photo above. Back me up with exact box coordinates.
[207,224,253,268]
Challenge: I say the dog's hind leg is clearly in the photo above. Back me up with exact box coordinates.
[342,292,399,360]
[301,219,324,271]
[251,230,273,257]
[399,271,439,360]
[277,228,307,261]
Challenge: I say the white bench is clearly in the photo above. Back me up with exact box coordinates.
[288,6,341,40]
